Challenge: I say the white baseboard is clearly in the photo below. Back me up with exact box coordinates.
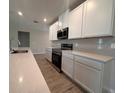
[103,87,115,93]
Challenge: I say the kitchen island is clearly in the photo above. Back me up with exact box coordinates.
[10,49,51,93]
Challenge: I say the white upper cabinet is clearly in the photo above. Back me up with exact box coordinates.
[69,3,84,39]
[49,25,53,40]
[50,0,114,40]
[58,10,69,29]
[82,0,114,38]
[62,10,69,28]
[49,21,59,40]
[52,21,59,40]
[58,14,63,30]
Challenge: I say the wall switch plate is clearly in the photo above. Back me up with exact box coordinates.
[98,38,103,44]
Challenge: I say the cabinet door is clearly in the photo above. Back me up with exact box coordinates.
[62,56,74,78]
[74,62,102,93]
[52,22,59,40]
[49,25,53,40]
[45,50,52,62]
[62,10,69,28]
[58,14,63,30]
[82,0,114,37]
[69,4,84,39]
[48,51,52,62]
[59,10,69,29]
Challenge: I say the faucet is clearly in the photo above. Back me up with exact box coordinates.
[18,40,21,46]
[10,39,21,51]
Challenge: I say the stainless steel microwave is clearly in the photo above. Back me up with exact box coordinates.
[57,27,68,39]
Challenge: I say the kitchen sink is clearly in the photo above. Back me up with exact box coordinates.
[10,49,28,54]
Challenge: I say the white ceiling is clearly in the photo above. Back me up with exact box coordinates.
[9,0,85,31]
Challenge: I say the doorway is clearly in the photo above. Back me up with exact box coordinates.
[18,31,30,47]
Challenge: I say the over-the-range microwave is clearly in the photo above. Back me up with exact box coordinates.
[57,27,69,39]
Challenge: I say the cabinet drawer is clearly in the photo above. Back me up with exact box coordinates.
[74,56,103,70]
[62,52,73,59]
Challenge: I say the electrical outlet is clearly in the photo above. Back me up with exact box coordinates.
[97,44,102,50]
[75,43,78,47]
[111,43,115,49]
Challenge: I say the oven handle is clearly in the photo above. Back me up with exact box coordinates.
[52,53,62,56]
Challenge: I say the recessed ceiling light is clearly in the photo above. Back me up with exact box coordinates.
[18,11,23,16]
[18,76,23,83]
[43,18,47,22]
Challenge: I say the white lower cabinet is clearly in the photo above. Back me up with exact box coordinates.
[62,52,112,93]
[45,49,52,62]
[74,62,102,93]
[62,55,74,79]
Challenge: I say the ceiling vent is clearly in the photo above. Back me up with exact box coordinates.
[33,20,39,23]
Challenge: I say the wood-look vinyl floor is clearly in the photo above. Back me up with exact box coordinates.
[34,54,85,93]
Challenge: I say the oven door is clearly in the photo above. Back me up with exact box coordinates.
[52,52,62,71]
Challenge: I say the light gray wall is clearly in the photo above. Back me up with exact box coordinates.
[9,19,51,54]
[51,37,115,93]
[9,29,51,54]
[9,16,18,48]
[9,11,51,54]
[30,30,51,54]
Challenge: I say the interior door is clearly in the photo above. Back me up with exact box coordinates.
[18,31,30,47]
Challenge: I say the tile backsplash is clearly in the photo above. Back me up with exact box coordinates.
[51,37,115,57]
[51,36,115,91]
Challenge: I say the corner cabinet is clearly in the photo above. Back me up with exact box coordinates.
[82,0,114,38]
[49,21,59,40]
[68,3,84,39]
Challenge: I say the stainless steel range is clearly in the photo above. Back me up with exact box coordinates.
[52,44,73,72]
